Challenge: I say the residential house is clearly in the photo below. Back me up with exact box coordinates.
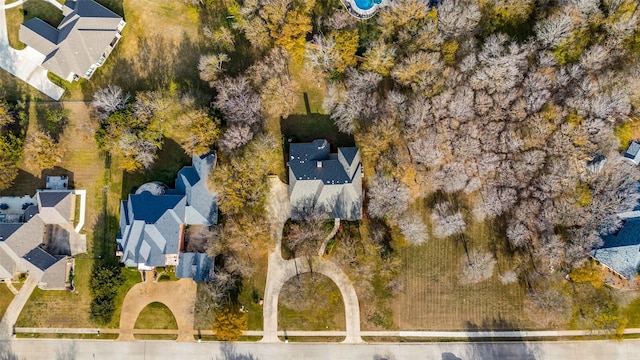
[288,139,363,220]
[624,141,640,165]
[592,216,640,279]
[0,190,86,290]
[116,153,217,281]
[19,0,126,82]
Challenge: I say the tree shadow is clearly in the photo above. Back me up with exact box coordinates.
[95,0,124,18]
[217,341,258,360]
[55,341,77,360]
[281,114,355,149]
[0,341,20,360]
[0,169,40,196]
[120,137,191,200]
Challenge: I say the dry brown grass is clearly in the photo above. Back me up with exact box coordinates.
[389,195,534,331]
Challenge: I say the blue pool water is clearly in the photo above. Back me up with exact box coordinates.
[354,0,381,10]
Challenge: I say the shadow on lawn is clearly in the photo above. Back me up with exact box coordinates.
[81,32,202,98]
[120,137,191,200]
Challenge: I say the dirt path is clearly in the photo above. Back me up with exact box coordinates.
[261,177,362,343]
[117,278,197,342]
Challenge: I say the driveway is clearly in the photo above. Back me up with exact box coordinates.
[0,0,64,100]
[261,177,362,344]
[118,278,197,342]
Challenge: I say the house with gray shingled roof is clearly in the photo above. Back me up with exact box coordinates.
[288,139,363,220]
[0,190,86,290]
[592,217,640,279]
[116,153,217,281]
[19,0,125,82]
[624,141,640,165]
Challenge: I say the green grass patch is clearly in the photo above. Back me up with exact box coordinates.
[236,254,268,331]
[0,284,14,320]
[134,302,178,329]
[623,298,640,327]
[278,273,345,331]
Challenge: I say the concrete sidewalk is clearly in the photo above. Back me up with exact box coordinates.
[0,276,37,339]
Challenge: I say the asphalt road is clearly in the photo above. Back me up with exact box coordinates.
[0,338,637,360]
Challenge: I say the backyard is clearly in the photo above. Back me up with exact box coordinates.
[390,195,532,331]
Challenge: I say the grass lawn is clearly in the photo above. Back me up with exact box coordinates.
[5,0,64,50]
[3,0,203,101]
[281,114,355,148]
[278,273,345,331]
[16,258,93,327]
[236,254,268,331]
[623,296,640,327]
[0,285,14,320]
[134,302,178,329]
[389,196,532,331]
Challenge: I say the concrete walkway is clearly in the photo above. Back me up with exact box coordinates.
[0,276,37,339]
[3,0,27,9]
[0,0,65,100]
[261,177,362,344]
[71,189,86,233]
[3,280,17,295]
[318,218,340,256]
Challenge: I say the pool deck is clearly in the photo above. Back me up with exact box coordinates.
[340,0,389,19]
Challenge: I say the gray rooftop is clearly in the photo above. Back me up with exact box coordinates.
[176,252,213,282]
[289,140,363,220]
[0,189,83,289]
[592,218,640,279]
[117,153,218,271]
[19,0,124,80]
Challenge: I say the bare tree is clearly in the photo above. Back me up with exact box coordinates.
[525,287,573,328]
[460,249,496,284]
[92,85,129,119]
[437,0,481,39]
[398,213,428,245]
[499,271,519,285]
[431,202,466,238]
[366,173,410,220]
[219,125,254,153]
[214,76,262,127]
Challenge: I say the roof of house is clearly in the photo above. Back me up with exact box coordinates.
[289,140,363,220]
[23,247,63,271]
[625,142,640,161]
[117,153,217,272]
[0,190,81,289]
[176,252,213,282]
[593,218,640,279]
[19,0,123,79]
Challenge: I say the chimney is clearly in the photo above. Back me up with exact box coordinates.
[317,161,322,168]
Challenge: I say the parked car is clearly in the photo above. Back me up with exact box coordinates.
[0,203,8,210]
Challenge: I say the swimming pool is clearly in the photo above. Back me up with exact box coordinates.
[353,0,382,11]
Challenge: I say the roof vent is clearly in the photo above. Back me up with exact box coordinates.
[317,161,322,168]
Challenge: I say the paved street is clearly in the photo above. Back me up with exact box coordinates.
[0,338,638,360]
